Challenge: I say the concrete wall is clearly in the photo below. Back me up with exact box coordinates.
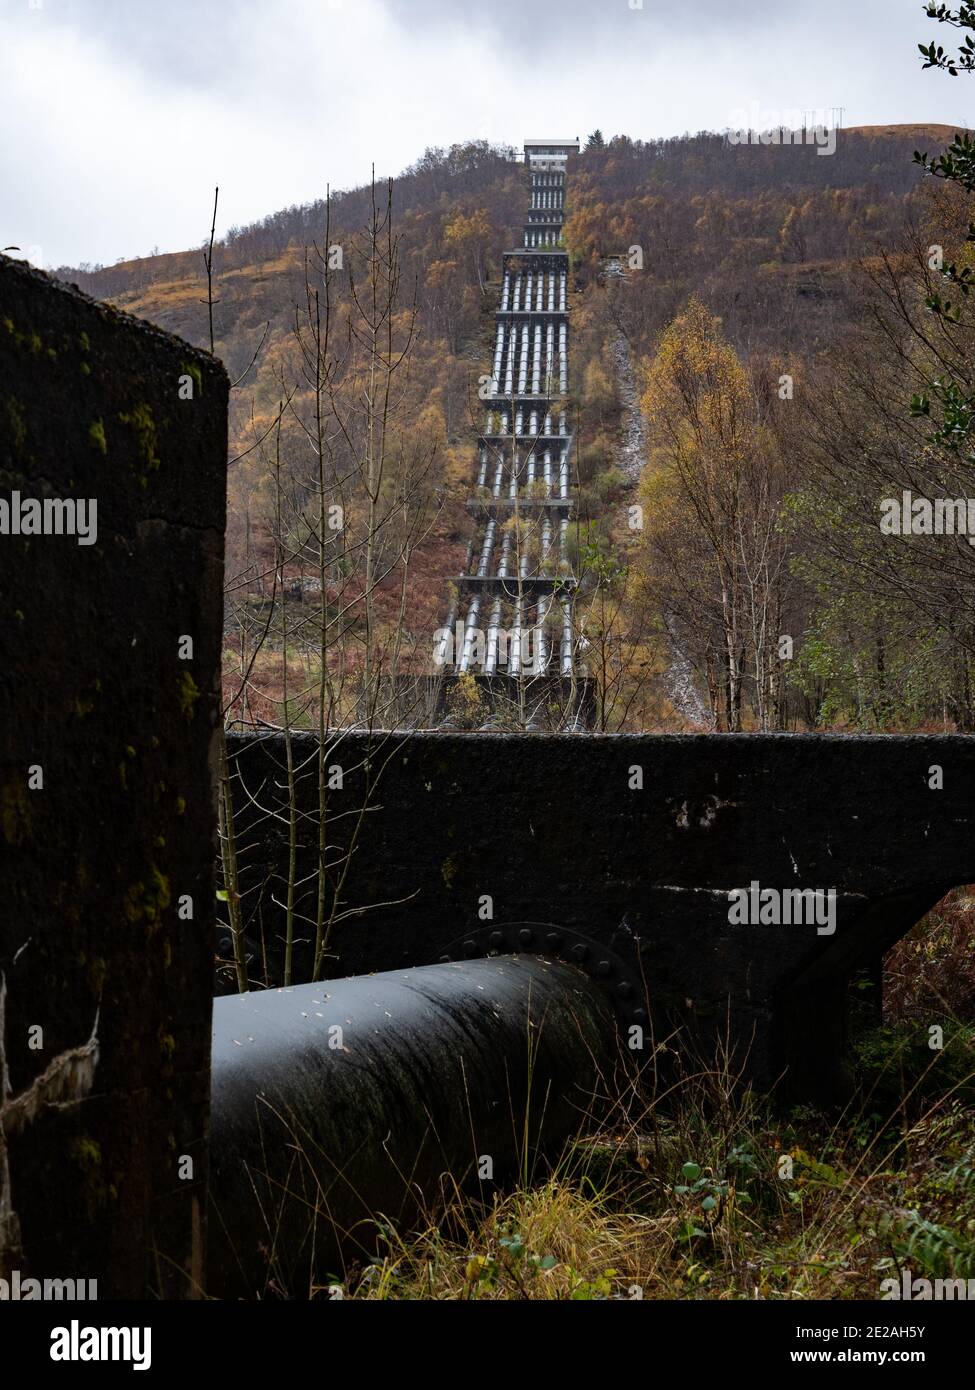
[0,256,227,1297]
[225,730,975,1100]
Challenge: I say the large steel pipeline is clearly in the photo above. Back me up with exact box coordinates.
[207,955,618,1298]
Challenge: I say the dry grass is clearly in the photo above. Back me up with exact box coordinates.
[314,1028,975,1300]
[238,896,975,1301]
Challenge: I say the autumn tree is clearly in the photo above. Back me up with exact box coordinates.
[789,203,975,729]
[637,299,795,730]
[444,208,493,295]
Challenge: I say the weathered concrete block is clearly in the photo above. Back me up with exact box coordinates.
[0,255,227,1297]
[225,730,975,1101]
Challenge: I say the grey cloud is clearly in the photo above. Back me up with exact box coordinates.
[1,0,969,266]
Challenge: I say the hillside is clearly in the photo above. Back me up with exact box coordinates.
[55,127,971,729]
[846,122,970,141]
[64,127,955,352]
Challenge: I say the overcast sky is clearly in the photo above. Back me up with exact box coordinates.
[3,0,974,268]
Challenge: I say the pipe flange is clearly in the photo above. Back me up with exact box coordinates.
[432,921,646,1032]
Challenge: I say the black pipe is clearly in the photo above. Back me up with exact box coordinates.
[208,955,618,1298]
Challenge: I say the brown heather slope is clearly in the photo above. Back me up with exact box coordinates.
[846,122,973,141]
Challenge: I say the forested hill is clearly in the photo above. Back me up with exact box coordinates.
[58,142,525,389]
[565,126,969,357]
[54,124,964,481]
[61,126,960,367]
[52,126,973,733]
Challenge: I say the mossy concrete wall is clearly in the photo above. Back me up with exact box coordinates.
[225,730,975,1101]
[0,255,227,1297]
